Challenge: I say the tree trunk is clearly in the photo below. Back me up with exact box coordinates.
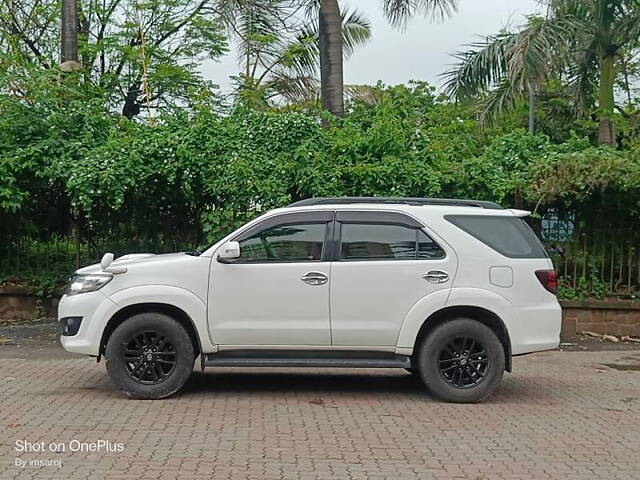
[246,4,252,79]
[61,0,80,70]
[77,1,90,80]
[527,81,535,135]
[597,54,616,146]
[122,83,142,118]
[319,0,344,118]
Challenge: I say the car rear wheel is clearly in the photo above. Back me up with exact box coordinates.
[416,318,505,403]
[105,313,195,399]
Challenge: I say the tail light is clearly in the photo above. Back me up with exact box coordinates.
[535,270,557,294]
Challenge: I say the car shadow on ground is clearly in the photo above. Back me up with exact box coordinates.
[176,368,561,404]
[182,369,426,395]
[56,362,589,405]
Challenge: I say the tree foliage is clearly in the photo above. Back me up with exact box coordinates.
[0,0,228,117]
[220,0,371,108]
[2,82,638,248]
[442,0,640,145]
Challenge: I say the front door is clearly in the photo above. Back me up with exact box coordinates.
[329,211,457,346]
[208,211,333,346]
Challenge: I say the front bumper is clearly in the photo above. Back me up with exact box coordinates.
[58,290,118,356]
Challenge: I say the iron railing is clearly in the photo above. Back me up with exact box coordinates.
[545,233,639,298]
[1,230,638,298]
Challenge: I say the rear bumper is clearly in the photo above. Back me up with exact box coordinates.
[509,302,562,355]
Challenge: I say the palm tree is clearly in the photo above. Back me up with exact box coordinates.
[219,0,370,107]
[277,6,371,104]
[222,0,456,115]
[442,0,640,146]
[215,0,297,81]
[317,0,458,117]
[319,0,344,115]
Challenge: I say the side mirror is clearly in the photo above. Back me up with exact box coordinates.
[218,241,240,262]
[100,253,115,270]
[100,252,127,274]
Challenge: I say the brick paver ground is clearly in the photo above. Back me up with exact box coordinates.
[0,348,639,480]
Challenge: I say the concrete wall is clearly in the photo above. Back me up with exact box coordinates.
[560,300,640,340]
[0,286,59,323]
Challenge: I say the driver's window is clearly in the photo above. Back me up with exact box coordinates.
[238,222,327,263]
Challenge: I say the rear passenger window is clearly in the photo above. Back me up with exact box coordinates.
[445,215,548,259]
[418,230,445,259]
[339,223,445,260]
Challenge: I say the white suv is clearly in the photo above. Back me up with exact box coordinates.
[58,197,561,403]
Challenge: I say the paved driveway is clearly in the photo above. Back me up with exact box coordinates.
[0,341,639,480]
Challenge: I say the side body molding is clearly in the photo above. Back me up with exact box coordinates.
[395,287,515,355]
[107,285,216,353]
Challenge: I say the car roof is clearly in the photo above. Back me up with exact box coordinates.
[270,202,520,219]
[289,197,503,209]
[201,199,521,257]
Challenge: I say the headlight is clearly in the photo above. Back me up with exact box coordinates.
[65,274,112,295]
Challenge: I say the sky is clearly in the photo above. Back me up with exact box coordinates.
[201,0,543,94]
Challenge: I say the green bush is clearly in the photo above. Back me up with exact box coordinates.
[1,82,639,295]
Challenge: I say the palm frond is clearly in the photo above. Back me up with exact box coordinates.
[267,71,318,102]
[275,29,318,78]
[615,8,640,47]
[443,13,588,113]
[504,15,583,89]
[478,77,521,122]
[441,33,515,100]
[214,0,299,69]
[550,0,594,20]
[341,7,372,58]
[344,84,381,104]
[303,0,321,19]
[564,36,598,115]
[383,0,458,30]
[280,6,371,78]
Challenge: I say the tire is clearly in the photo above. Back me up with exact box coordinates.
[105,313,195,399]
[416,318,505,403]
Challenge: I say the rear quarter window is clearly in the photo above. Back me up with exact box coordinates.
[445,214,548,259]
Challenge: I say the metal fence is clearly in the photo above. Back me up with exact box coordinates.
[1,227,639,299]
[1,237,84,283]
[0,235,190,286]
[540,209,639,297]
[545,234,639,298]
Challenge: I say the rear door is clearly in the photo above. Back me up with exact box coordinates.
[329,211,457,347]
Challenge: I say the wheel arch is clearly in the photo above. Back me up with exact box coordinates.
[99,303,202,359]
[413,305,512,372]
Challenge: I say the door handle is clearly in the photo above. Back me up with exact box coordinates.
[422,270,449,284]
[301,272,328,286]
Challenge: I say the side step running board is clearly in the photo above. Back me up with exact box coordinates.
[203,353,411,369]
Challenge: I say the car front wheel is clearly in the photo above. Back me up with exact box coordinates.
[416,318,505,403]
[105,313,195,399]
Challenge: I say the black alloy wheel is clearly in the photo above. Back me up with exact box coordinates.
[105,313,195,399]
[437,336,488,389]
[416,318,505,403]
[124,331,177,384]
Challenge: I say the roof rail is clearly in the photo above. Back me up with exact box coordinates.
[288,197,503,210]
